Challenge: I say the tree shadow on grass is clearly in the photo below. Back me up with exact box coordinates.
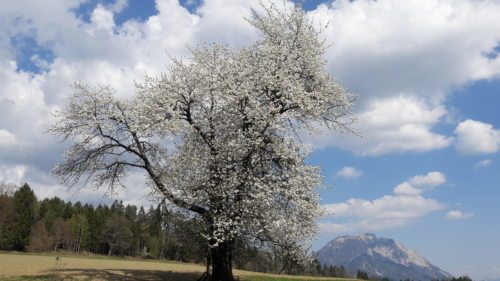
[50,268,202,281]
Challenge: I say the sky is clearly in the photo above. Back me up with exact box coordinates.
[0,0,499,279]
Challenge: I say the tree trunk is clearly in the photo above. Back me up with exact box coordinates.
[210,241,234,281]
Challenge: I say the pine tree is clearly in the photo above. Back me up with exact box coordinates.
[0,192,16,250]
[12,183,37,251]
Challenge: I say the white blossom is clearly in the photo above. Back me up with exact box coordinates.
[49,2,354,267]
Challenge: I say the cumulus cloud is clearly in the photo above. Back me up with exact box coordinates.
[311,0,500,100]
[318,222,354,234]
[393,182,422,196]
[321,171,446,234]
[306,0,500,154]
[321,195,444,233]
[394,171,446,196]
[455,119,500,155]
[325,195,443,219]
[108,0,128,13]
[308,97,452,155]
[0,165,27,185]
[474,159,492,169]
[0,129,17,147]
[446,210,474,220]
[409,171,447,187]
[90,5,116,32]
[1,166,154,208]
[335,166,362,179]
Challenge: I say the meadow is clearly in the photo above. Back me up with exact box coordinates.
[0,253,355,281]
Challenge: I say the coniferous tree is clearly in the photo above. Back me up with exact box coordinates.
[12,183,37,251]
[0,192,16,250]
[63,201,73,219]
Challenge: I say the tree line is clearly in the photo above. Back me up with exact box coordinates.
[0,182,203,260]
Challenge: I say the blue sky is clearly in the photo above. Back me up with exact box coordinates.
[0,0,499,279]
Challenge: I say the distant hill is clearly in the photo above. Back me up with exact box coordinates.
[315,233,453,281]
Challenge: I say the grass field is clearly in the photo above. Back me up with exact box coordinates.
[0,253,355,281]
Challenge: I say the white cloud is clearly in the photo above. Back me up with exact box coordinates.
[335,166,362,179]
[192,0,261,47]
[474,159,492,169]
[306,0,500,154]
[318,222,354,234]
[309,97,452,155]
[58,171,154,207]
[0,129,17,147]
[393,182,422,196]
[321,171,446,234]
[0,165,27,185]
[321,195,444,233]
[312,0,500,100]
[325,195,443,218]
[108,0,128,13]
[409,171,447,187]
[0,163,153,207]
[446,210,474,220]
[90,5,116,32]
[394,171,446,196]
[455,119,500,155]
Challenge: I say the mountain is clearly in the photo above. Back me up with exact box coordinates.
[315,233,453,281]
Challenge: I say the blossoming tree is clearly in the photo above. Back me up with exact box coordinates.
[50,3,354,281]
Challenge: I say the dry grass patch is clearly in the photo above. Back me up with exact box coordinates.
[0,253,204,280]
[0,253,353,281]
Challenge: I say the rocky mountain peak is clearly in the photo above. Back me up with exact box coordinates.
[316,233,452,281]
